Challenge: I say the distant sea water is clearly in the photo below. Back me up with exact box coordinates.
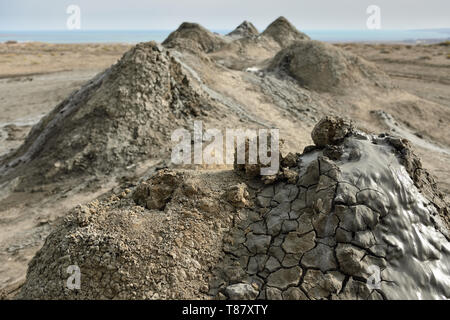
[0,29,449,44]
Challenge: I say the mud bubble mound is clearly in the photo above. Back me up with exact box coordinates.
[0,41,212,188]
[268,40,392,92]
[261,16,310,47]
[162,22,227,53]
[227,21,259,40]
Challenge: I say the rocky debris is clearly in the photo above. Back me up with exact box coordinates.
[0,41,212,189]
[268,40,392,92]
[162,22,227,53]
[261,16,310,47]
[227,21,259,40]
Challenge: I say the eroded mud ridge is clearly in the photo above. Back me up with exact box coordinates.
[18,117,450,300]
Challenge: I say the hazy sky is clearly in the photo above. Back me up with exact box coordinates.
[0,0,448,31]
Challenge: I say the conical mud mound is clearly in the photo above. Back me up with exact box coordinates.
[18,117,450,300]
[268,40,393,92]
[162,22,227,53]
[227,21,259,39]
[261,16,310,47]
[0,42,211,187]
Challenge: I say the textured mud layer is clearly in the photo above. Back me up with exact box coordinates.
[18,117,450,300]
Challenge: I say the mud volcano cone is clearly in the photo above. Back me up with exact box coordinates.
[18,117,450,300]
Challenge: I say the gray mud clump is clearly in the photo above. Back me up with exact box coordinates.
[162,22,227,53]
[268,40,392,92]
[0,41,211,188]
[19,117,450,300]
[261,16,310,47]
